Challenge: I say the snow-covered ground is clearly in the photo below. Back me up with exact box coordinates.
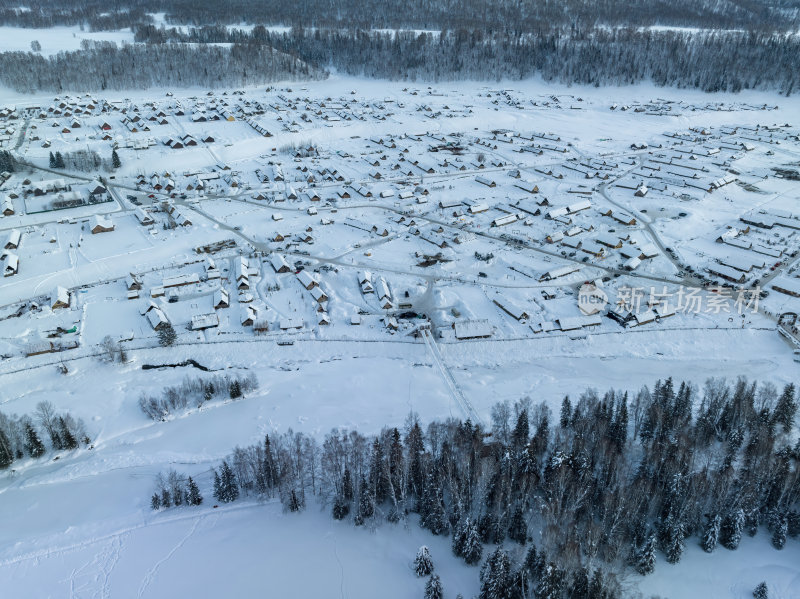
[0,25,134,56]
[0,74,799,597]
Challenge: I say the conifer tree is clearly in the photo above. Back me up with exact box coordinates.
[0,429,14,469]
[151,493,161,510]
[479,548,512,599]
[332,493,350,519]
[49,151,56,168]
[425,574,443,599]
[664,519,685,564]
[186,476,203,505]
[772,384,797,433]
[356,476,374,523]
[213,470,222,502]
[535,563,565,599]
[635,535,656,575]
[420,471,448,535]
[753,582,768,599]
[414,546,434,577]
[508,506,527,544]
[229,379,242,399]
[701,514,721,553]
[157,322,177,347]
[720,509,745,550]
[568,567,589,599]
[161,488,172,508]
[23,422,45,458]
[111,149,121,169]
[58,416,78,450]
[217,460,239,502]
[771,515,787,550]
[512,409,529,450]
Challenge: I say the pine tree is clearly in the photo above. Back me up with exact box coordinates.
[49,151,56,168]
[58,416,78,450]
[414,545,434,577]
[151,493,161,510]
[161,488,172,508]
[568,567,589,599]
[342,465,354,502]
[508,506,527,544]
[753,582,768,599]
[186,476,203,505]
[665,519,685,564]
[512,409,529,449]
[0,429,14,469]
[635,535,656,575]
[588,569,606,598]
[701,514,721,553]
[425,574,443,599]
[217,460,239,503]
[452,518,467,558]
[771,515,787,549]
[788,510,800,538]
[357,476,374,523]
[332,493,350,519]
[213,470,222,502]
[370,437,391,505]
[560,396,572,429]
[720,509,745,550]
[54,151,65,169]
[23,422,46,458]
[158,322,177,347]
[479,548,512,599]
[772,383,797,433]
[536,563,566,599]
[111,149,121,169]
[420,472,448,535]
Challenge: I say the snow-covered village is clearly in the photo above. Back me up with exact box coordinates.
[0,3,799,599]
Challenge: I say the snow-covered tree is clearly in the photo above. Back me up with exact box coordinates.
[186,477,203,506]
[23,422,45,458]
[479,548,512,599]
[720,509,745,550]
[425,574,443,599]
[635,535,656,575]
[701,514,721,553]
[771,516,787,550]
[158,322,177,347]
[415,546,434,577]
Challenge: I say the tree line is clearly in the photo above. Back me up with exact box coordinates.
[138,373,259,420]
[156,376,798,598]
[2,0,798,32]
[138,25,800,94]
[0,25,796,93]
[0,401,90,469]
[0,41,324,93]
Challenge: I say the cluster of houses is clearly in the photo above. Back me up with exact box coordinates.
[2,228,20,276]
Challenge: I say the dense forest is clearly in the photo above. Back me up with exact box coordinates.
[0,41,323,93]
[153,376,799,598]
[0,26,797,94]
[2,0,799,31]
